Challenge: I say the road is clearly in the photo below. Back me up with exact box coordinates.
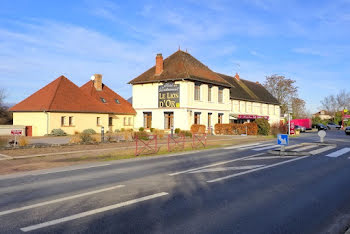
[0,130,350,233]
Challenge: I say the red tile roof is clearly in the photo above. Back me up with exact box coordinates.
[9,76,115,113]
[128,50,231,87]
[80,81,136,115]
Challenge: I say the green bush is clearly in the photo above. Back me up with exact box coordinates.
[134,131,149,140]
[80,132,93,143]
[255,118,270,136]
[82,128,96,135]
[180,130,192,137]
[175,128,181,134]
[50,129,67,136]
[150,128,155,132]
[139,127,145,132]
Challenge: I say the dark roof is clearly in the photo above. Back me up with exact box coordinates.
[80,81,136,115]
[10,76,115,113]
[217,73,280,105]
[128,50,231,87]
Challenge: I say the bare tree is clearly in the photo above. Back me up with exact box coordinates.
[0,89,12,124]
[320,90,350,115]
[291,97,307,119]
[263,75,298,114]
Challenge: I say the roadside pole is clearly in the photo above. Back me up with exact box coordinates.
[288,113,291,136]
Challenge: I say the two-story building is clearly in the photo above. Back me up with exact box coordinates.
[129,50,280,131]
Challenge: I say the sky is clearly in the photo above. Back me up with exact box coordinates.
[1,0,349,112]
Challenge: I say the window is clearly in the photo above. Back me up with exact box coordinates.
[208,86,212,102]
[115,99,120,104]
[97,117,101,126]
[194,112,201,124]
[164,112,174,129]
[61,116,66,126]
[100,97,106,103]
[218,113,223,124]
[128,117,132,126]
[69,116,74,126]
[109,117,113,126]
[208,113,212,128]
[194,83,201,101]
[218,87,223,103]
[143,112,152,128]
[123,117,127,126]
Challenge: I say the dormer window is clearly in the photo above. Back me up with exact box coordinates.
[100,97,107,103]
[115,99,120,104]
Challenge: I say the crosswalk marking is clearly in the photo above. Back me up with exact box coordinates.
[310,146,337,155]
[224,143,271,150]
[244,156,296,160]
[293,144,319,152]
[253,145,279,151]
[285,144,303,150]
[189,165,264,173]
[326,148,350,158]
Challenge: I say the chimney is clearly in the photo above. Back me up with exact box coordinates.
[234,73,240,81]
[155,53,163,75]
[93,74,103,91]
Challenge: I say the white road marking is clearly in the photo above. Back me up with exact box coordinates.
[207,156,309,183]
[168,153,264,176]
[310,146,337,155]
[224,143,271,150]
[189,165,264,173]
[0,185,125,216]
[252,145,279,151]
[244,156,296,160]
[285,144,303,150]
[0,153,12,159]
[20,192,169,232]
[326,148,350,158]
[293,145,319,152]
[31,164,111,176]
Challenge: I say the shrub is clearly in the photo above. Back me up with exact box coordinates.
[150,128,155,132]
[80,132,94,143]
[134,131,149,140]
[180,130,192,137]
[270,122,288,137]
[190,124,206,134]
[139,127,145,132]
[50,129,67,136]
[0,136,9,147]
[18,137,29,147]
[255,118,270,136]
[214,123,258,135]
[82,129,96,135]
[69,135,81,144]
[74,130,80,135]
[175,128,181,134]
[153,129,165,139]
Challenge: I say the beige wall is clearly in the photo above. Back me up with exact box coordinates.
[133,80,230,130]
[13,112,48,136]
[13,112,135,136]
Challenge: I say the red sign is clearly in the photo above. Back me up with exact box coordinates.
[344,115,350,118]
[238,115,269,120]
[290,122,295,135]
[11,130,23,135]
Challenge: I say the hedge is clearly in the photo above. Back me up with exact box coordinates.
[214,123,258,135]
[190,124,206,134]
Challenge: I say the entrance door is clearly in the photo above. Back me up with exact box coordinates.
[164,112,174,129]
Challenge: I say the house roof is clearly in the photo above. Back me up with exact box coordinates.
[80,81,136,115]
[9,76,115,113]
[217,73,280,105]
[128,50,231,87]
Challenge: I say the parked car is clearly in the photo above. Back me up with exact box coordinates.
[295,125,306,133]
[316,123,328,131]
[327,122,341,130]
[345,126,350,135]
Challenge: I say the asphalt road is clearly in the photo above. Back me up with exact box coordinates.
[0,130,349,233]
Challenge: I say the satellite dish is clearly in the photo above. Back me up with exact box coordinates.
[90,75,95,81]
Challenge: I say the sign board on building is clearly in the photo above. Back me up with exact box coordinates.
[277,134,289,145]
[238,115,269,120]
[11,130,23,135]
[158,82,180,108]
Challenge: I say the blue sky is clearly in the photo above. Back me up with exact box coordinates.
[1,0,349,112]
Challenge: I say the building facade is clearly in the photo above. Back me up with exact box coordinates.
[129,50,280,131]
[10,75,135,136]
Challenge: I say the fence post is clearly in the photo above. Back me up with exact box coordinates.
[155,135,158,153]
[135,135,138,156]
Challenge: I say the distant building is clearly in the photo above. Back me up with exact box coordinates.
[10,75,135,136]
[129,50,280,131]
[312,110,332,120]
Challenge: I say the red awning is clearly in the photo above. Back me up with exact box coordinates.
[238,115,269,120]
